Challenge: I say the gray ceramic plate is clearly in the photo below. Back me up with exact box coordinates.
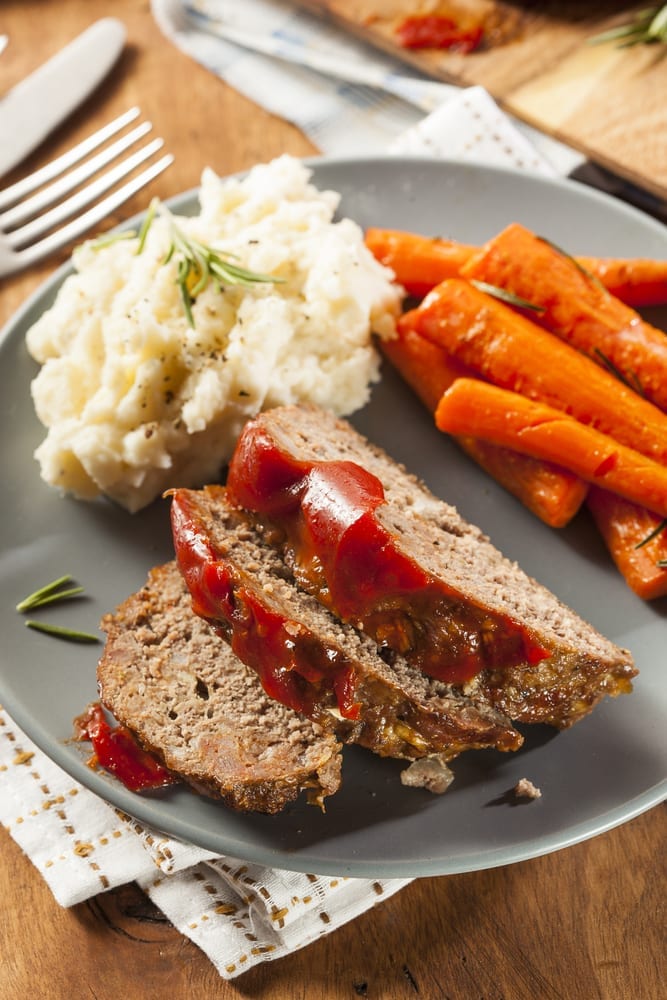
[1,157,665,877]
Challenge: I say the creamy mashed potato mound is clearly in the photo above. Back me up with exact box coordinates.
[26,156,401,511]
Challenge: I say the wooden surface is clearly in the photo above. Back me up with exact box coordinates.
[0,2,665,997]
[295,0,667,201]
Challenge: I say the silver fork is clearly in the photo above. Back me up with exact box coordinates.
[0,107,173,277]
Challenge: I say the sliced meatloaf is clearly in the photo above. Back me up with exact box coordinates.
[224,404,636,728]
[97,561,342,813]
[170,485,522,761]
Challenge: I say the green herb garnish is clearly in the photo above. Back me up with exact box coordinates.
[24,620,99,644]
[635,518,667,549]
[139,198,284,327]
[17,575,97,643]
[470,280,546,313]
[536,236,608,293]
[89,197,284,327]
[593,348,645,396]
[16,575,83,612]
[589,5,667,47]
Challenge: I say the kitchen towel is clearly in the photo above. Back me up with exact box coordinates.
[1,0,565,982]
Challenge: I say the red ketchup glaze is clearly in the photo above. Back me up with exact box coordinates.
[396,15,484,53]
[169,489,362,721]
[226,423,550,685]
[74,703,178,792]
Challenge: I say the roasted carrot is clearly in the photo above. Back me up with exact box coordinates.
[365,228,476,298]
[381,320,587,526]
[458,438,588,528]
[365,227,667,307]
[435,378,667,518]
[414,278,667,465]
[384,315,471,411]
[459,222,667,412]
[586,488,667,600]
[576,256,667,309]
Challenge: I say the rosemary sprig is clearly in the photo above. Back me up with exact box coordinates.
[143,198,284,327]
[90,197,284,327]
[589,5,667,47]
[470,279,546,313]
[24,620,99,644]
[16,575,82,612]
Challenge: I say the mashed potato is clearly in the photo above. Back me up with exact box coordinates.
[27,155,401,512]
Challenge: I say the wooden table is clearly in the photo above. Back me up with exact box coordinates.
[1,4,664,997]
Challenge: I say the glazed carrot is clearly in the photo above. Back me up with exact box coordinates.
[381,320,587,526]
[458,438,588,528]
[365,228,475,298]
[576,256,667,309]
[384,315,471,411]
[587,488,667,600]
[435,378,667,518]
[365,227,667,307]
[414,278,667,465]
[459,222,667,412]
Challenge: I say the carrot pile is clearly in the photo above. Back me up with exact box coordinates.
[367,222,667,600]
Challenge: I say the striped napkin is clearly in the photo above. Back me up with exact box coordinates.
[1,0,565,981]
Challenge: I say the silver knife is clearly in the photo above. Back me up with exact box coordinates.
[0,18,126,177]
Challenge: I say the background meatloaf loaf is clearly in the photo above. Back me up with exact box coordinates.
[97,561,343,813]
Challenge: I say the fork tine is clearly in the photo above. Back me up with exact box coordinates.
[14,153,174,269]
[0,107,141,212]
[0,122,154,230]
[7,137,166,248]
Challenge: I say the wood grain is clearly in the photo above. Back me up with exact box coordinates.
[294,0,667,200]
[0,2,665,997]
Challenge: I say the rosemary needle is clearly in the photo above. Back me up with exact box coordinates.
[470,280,546,313]
[24,620,100,644]
[635,518,667,549]
[16,574,78,612]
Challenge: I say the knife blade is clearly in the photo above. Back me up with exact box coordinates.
[0,17,126,177]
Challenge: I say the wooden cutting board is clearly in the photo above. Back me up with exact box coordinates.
[293,1,667,203]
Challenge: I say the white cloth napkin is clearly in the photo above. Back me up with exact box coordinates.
[1,0,568,981]
[0,706,409,978]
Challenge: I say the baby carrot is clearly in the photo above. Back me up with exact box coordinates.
[459,222,667,412]
[384,314,471,411]
[435,378,667,518]
[365,227,667,307]
[415,278,667,465]
[381,319,587,526]
[576,256,667,309]
[586,488,667,601]
[365,228,476,298]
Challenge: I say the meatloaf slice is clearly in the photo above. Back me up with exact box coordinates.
[169,485,522,761]
[97,561,342,813]
[225,404,636,728]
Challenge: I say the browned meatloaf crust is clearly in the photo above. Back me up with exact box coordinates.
[170,486,523,761]
[97,561,342,813]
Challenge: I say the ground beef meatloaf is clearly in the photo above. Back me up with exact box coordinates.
[97,561,343,813]
[190,404,636,730]
[170,487,523,761]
